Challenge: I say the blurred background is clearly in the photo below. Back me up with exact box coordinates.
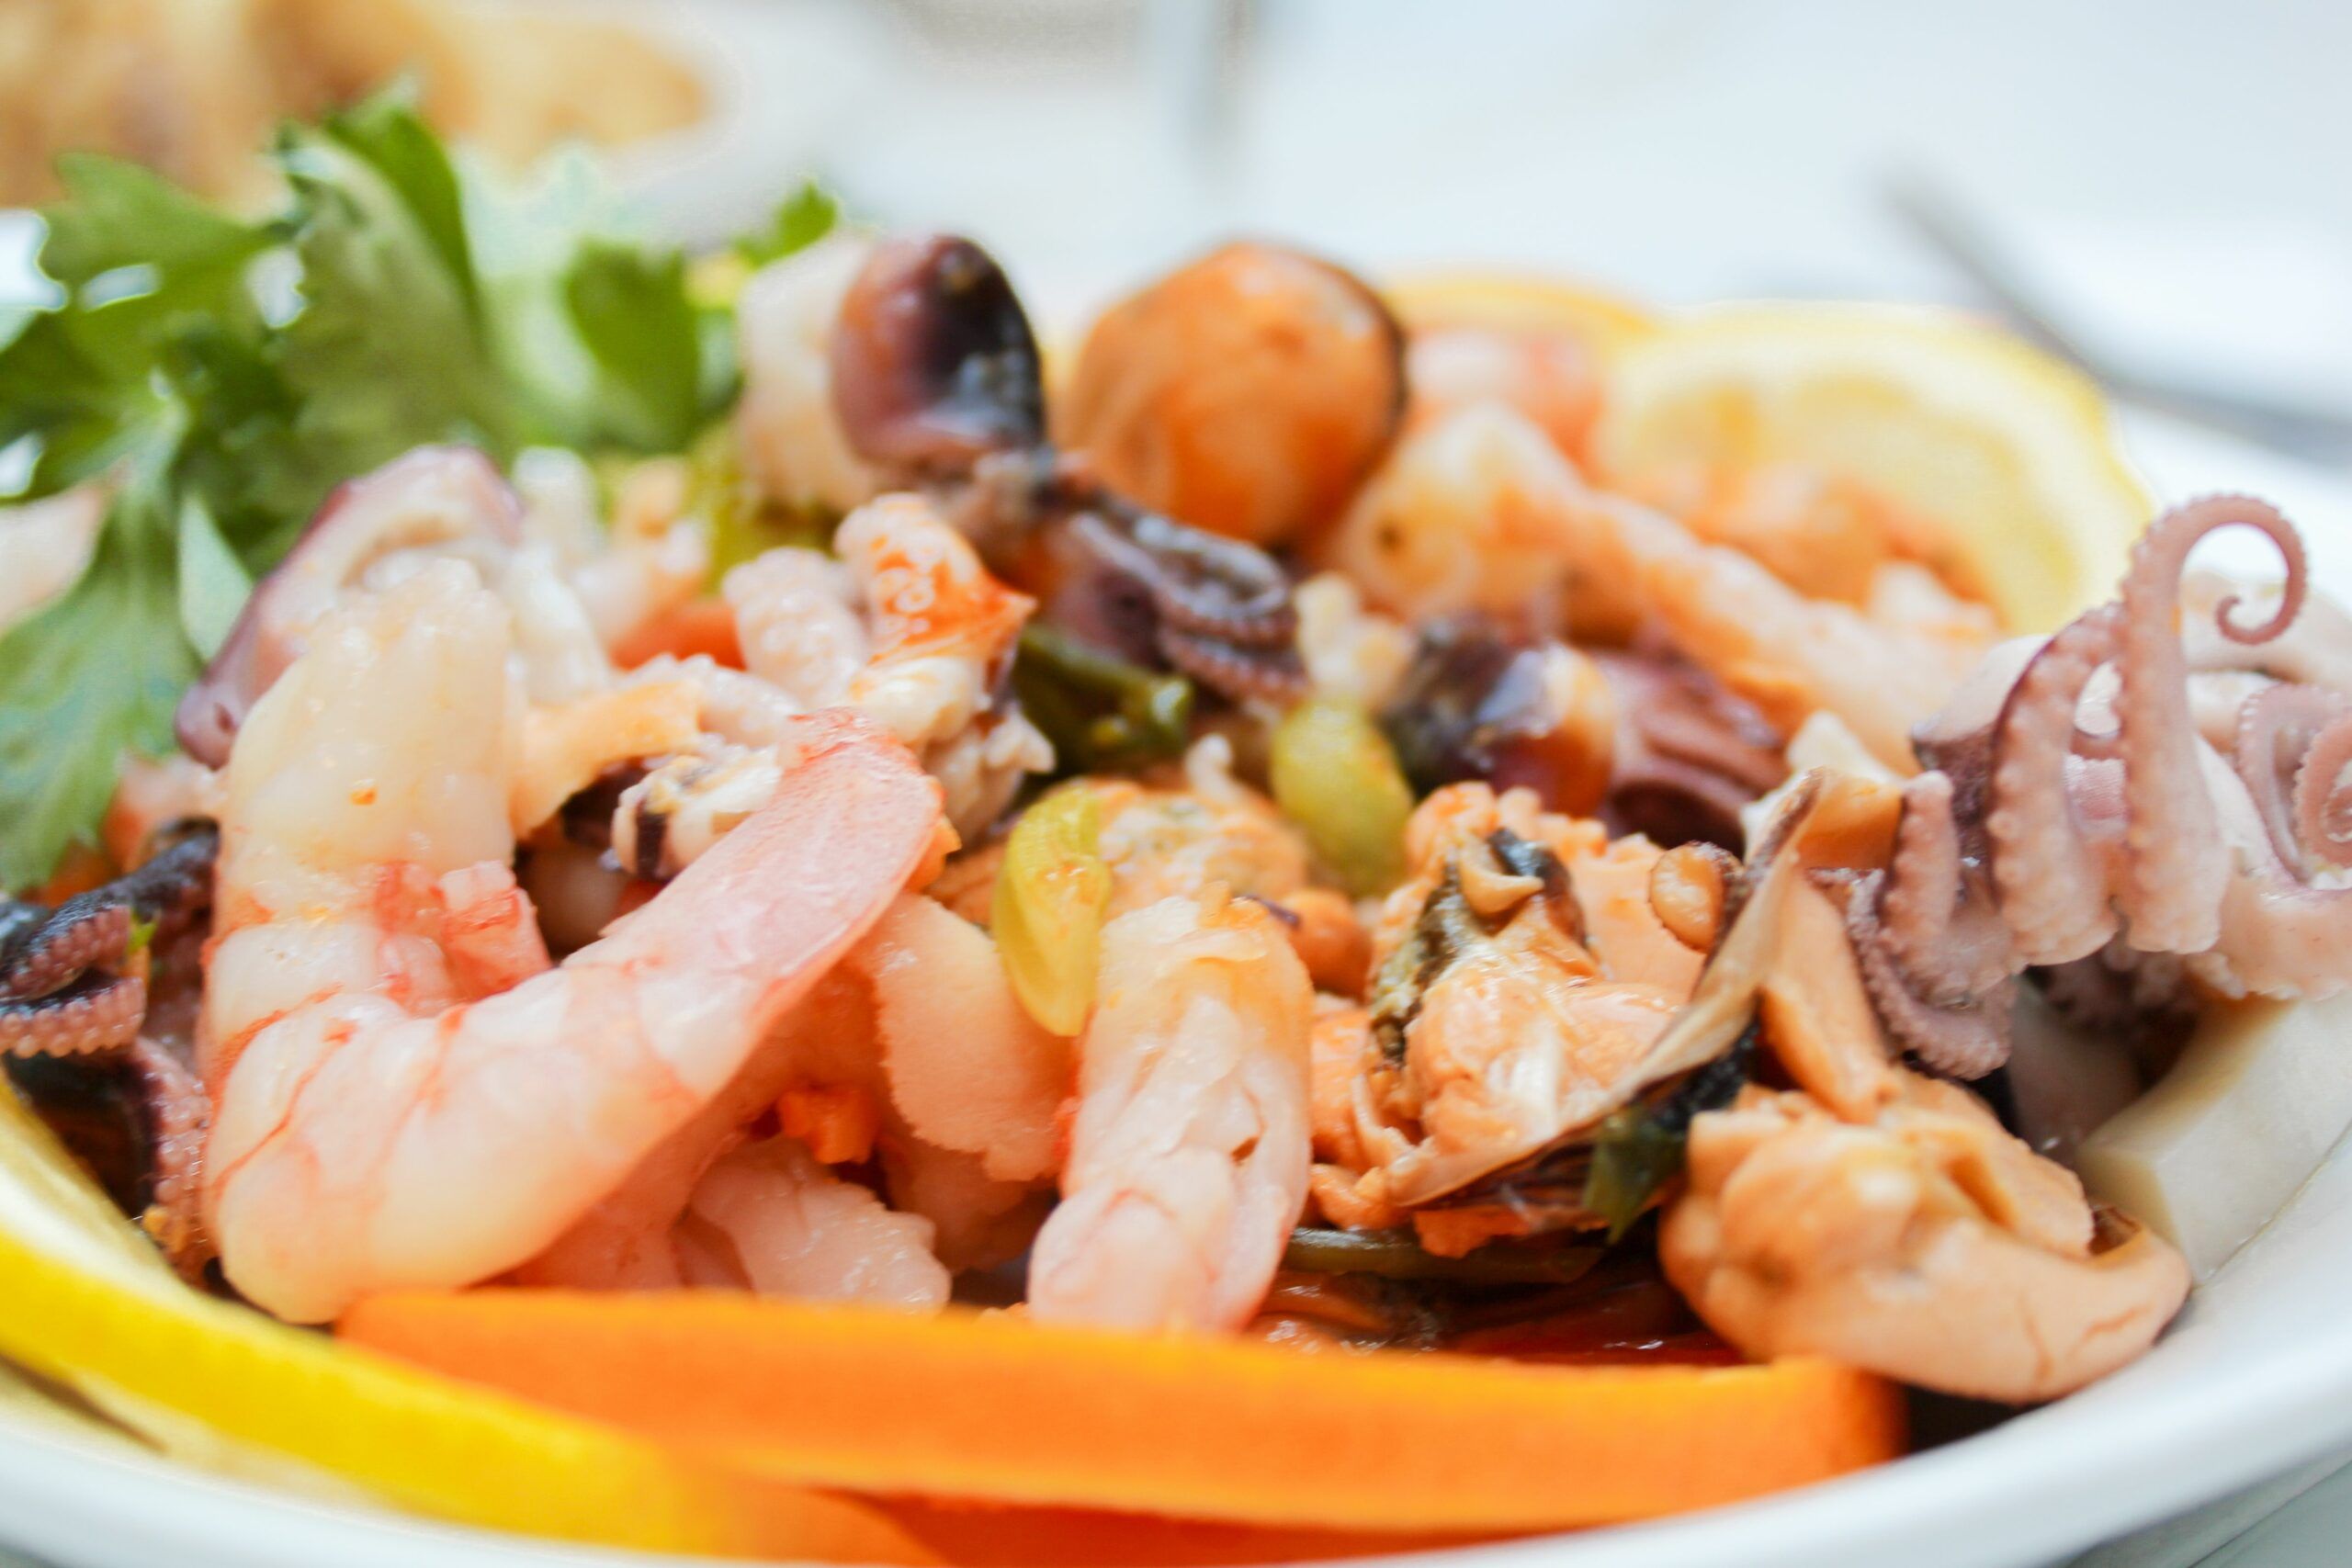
[7,0,2350,430]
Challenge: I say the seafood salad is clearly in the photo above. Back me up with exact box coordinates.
[4,97,2351,1563]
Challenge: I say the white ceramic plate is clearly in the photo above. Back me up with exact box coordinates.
[0,415,2348,1568]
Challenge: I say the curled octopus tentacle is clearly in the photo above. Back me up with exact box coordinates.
[2113,496,2305,953]
[2290,702,2352,871]
[1845,772,2020,1078]
[1847,871,2015,1080]
[1985,606,2124,965]
[2233,682,2352,872]
[0,824,218,1058]
[2199,694,2352,998]
[125,1036,213,1277]
[1873,772,2018,1004]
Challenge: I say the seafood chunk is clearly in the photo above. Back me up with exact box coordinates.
[1058,243,1404,547]
[1662,1072,2189,1402]
[1027,891,1314,1332]
[1359,786,1690,1207]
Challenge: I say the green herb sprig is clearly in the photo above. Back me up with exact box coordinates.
[0,93,836,890]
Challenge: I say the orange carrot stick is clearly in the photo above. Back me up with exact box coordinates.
[341,1292,1904,1532]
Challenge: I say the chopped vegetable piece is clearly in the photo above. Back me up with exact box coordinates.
[1011,625,1193,771]
[1270,698,1413,897]
[1281,1227,1601,1286]
[993,788,1115,1035]
[884,1499,1494,1567]
[342,1290,1904,1532]
[1582,1024,1757,1240]
[2079,992,2352,1280]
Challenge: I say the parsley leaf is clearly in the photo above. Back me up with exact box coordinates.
[734,182,840,269]
[564,240,704,453]
[275,108,517,474]
[0,456,195,889]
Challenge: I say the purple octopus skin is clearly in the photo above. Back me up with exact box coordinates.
[0,823,218,1058]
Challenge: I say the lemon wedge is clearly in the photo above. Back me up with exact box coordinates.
[0,1085,928,1562]
[1384,272,1660,354]
[1590,303,2151,631]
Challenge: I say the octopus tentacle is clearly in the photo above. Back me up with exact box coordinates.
[1848,872,2014,1078]
[0,973,147,1057]
[1878,773,1961,971]
[0,823,218,1059]
[2198,744,2352,998]
[1159,626,1310,704]
[124,1037,212,1277]
[1985,606,2123,964]
[0,905,130,1000]
[2233,682,2352,871]
[2290,705,2352,871]
[2115,496,2305,953]
[1876,772,2018,1003]
[1114,510,1295,644]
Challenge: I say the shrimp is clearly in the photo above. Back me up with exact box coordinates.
[1293,571,1416,712]
[1611,462,1898,605]
[857,892,1069,1183]
[568,457,711,655]
[1404,323,1604,469]
[1091,739,1314,917]
[1662,1071,2190,1402]
[198,560,944,1322]
[525,896,1062,1294]
[689,493,1053,842]
[1025,738,1370,993]
[1027,890,1315,1332]
[677,1135,951,1309]
[735,232,884,517]
[1320,401,1997,769]
[726,549,869,710]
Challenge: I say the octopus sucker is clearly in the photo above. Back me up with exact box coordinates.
[1846,871,2012,1079]
[0,904,131,1002]
[2233,682,2352,871]
[0,972,149,1058]
[0,823,219,1059]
